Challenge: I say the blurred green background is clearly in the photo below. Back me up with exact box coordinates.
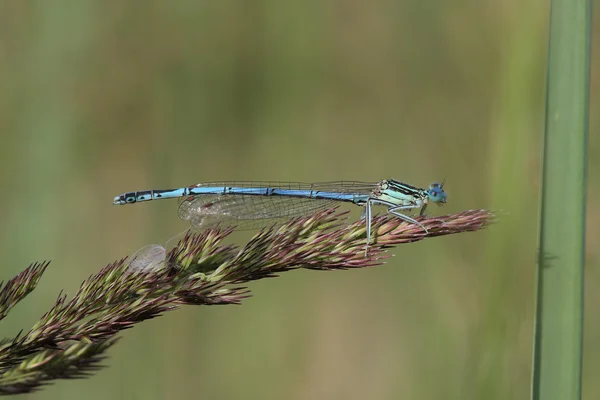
[0,1,598,399]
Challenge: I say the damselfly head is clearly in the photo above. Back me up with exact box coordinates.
[427,182,447,205]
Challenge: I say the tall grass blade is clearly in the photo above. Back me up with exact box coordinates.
[532,0,591,398]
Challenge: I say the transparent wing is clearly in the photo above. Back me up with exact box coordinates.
[176,181,377,231]
[128,244,167,272]
[178,195,342,230]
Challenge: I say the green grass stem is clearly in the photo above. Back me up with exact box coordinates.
[532,0,591,398]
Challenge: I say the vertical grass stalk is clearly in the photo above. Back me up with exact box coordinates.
[532,0,591,399]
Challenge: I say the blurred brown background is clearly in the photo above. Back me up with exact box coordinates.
[0,1,598,399]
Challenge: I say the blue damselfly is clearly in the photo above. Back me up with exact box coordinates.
[113,180,447,243]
